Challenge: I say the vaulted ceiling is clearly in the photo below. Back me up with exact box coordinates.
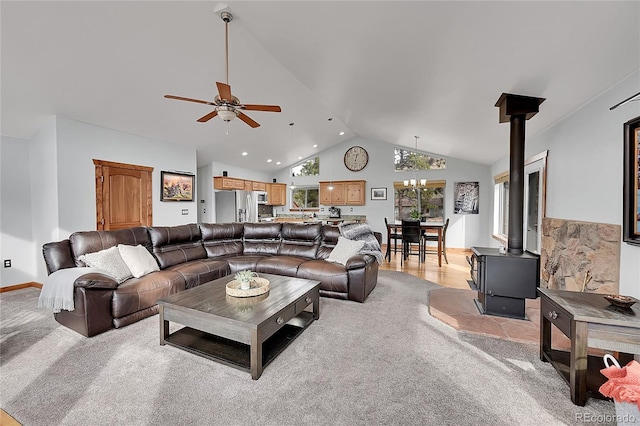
[2,1,639,170]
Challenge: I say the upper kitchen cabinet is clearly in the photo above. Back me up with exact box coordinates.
[213,176,246,190]
[320,180,365,206]
[267,183,287,206]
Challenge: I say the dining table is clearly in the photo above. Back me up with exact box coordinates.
[385,221,444,266]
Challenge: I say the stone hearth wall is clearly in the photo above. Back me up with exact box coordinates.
[540,218,620,294]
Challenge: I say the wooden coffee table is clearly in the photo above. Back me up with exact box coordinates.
[158,273,320,379]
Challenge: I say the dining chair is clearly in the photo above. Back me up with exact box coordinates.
[423,218,449,264]
[384,217,402,261]
[401,219,423,265]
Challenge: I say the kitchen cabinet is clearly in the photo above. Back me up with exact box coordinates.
[319,180,365,205]
[213,176,246,190]
[252,181,267,191]
[319,182,345,205]
[214,177,268,193]
[267,183,287,206]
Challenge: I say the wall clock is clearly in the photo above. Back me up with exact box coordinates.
[344,146,369,171]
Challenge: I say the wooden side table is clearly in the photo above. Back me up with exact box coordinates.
[538,288,640,406]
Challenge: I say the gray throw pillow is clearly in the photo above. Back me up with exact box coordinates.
[327,236,365,265]
[78,246,133,284]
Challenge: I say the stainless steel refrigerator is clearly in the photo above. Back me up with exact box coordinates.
[214,190,258,223]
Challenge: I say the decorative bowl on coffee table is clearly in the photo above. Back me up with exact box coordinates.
[226,277,270,298]
[604,294,637,309]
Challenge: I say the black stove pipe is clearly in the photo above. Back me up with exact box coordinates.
[495,93,545,255]
[508,115,526,254]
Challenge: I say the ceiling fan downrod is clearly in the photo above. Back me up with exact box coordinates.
[220,11,233,86]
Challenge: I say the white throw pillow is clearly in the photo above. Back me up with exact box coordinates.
[78,246,133,283]
[327,236,366,265]
[117,244,160,278]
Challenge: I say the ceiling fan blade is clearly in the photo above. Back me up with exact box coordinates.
[242,104,282,113]
[237,112,260,128]
[216,82,233,102]
[164,94,215,106]
[197,110,218,122]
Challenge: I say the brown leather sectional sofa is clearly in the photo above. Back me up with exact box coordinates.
[42,222,380,337]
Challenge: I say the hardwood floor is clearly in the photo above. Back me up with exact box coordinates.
[380,245,473,290]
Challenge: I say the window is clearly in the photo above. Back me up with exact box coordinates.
[291,187,319,210]
[393,180,445,224]
[291,157,319,177]
[394,148,446,171]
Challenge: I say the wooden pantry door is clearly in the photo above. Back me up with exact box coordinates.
[94,159,153,230]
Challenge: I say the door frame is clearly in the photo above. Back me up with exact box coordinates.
[523,150,548,254]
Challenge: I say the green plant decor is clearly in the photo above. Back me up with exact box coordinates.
[410,210,421,219]
[234,270,256,283]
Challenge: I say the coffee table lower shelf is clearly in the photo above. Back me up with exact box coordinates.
[163,312,314,373]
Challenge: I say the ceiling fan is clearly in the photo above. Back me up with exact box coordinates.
[164,11,281,128]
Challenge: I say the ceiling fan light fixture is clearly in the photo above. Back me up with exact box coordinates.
[217,106,237,122]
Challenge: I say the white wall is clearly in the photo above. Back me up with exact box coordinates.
[2,116,200,286]
[266,136,493,249]
[55,117,198,234]
[491,71,640,297]
[1,136,36,286]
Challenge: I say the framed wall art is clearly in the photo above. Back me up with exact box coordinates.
[454,182,479,214]
[623,115,640,245]
[161,171,194,202]
[371,187,387,200]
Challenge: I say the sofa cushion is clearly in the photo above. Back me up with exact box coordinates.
[326,237,365,265]
[223,255,265,274]
[317,225,340,259]
[149,224,206,269]
[279,223,321,258]
[112,270,185,319]
[243,223,282,256]
[200,223,244,258]
[118,244,160,278]
[256,256,307,276]
[78,246,133,284]
[297,260,349,294]
[167,259,230,289]
[70,227,151,266]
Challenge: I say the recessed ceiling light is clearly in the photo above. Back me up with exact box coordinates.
[339,131,345,136]
[267,159,272,163]
[242,152,248,156]
[276,161,281,165]
[313,144,318,148]
[298,156,302,160]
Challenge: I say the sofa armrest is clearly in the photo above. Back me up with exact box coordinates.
[344,254,376,270]
[75,273,119,290]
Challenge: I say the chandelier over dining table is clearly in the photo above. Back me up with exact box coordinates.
[403,136,427,188]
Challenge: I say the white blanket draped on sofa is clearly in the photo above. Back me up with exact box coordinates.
[38,267,105,313]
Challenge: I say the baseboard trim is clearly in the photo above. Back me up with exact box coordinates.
[0,282,43,293]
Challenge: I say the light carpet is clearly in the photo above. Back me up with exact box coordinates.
[0,271,616,425]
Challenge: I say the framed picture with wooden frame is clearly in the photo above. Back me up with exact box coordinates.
[161,171,194,202]
[623,115,640,245]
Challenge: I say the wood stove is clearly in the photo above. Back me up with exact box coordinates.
[470,93,545,319]
[468,247,539,319]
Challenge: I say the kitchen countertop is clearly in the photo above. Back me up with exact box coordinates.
[269,215,366,224]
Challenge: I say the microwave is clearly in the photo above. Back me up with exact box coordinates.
[256,192,268,204]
